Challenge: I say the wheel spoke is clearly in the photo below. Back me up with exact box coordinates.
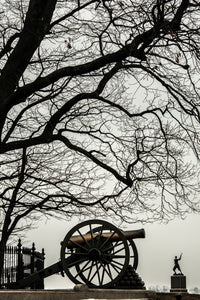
[106,263,115,279]
[113,241,123,247]
[87,260,95,282]
[99,230,116,250]
[96,225,105,248]
[103,254,126,259]
[95,261,101,285]
[65,251,88,256]
[88,261,101,282]
[89,224,95,246]
[77,229,90,248]
[112,246,126,255]
[99,263,106,285]
[110,263,121,274]
[110,259,125,267]
[67,256,88,268]
[99,225,104,236]
[79,261,98,278]
[103,240,123,253]
[68,238,88,252]
[102,257,123,272]
[74,260,91,279]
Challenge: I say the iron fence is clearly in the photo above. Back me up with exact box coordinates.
[0,239,45,289]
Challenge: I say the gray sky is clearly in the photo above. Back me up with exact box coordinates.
[26,213,200,290]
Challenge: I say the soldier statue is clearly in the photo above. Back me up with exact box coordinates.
[173,253,183,275]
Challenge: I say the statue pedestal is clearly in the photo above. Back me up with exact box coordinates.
[170,275,187,293]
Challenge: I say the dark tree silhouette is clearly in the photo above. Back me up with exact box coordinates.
[0,0,200,279]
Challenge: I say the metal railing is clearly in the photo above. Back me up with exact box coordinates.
[0,239,45,289]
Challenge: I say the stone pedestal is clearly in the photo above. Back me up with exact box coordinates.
[170,275,187,293]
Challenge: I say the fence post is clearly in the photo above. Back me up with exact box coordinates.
[16,239,24,281]
[36,248,45,289]
[30,243,35,289]
[31,243,35,274]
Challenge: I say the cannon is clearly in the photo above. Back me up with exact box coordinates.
[8,219,145,289]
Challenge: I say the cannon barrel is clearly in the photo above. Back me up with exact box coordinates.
[66,228,145,249]
[122,228,145,240]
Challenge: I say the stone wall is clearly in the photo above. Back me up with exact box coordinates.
[157,293,200,300]
[0,289,200,300]
[0,289,156,300]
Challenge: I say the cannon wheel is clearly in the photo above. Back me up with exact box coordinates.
[75,226,139,285]
[60,219,130,288]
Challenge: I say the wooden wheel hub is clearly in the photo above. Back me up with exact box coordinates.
[88,248,101,260]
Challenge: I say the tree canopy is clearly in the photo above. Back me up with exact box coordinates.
[0,0,200,248]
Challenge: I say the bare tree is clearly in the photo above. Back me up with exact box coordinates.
[0,0,200,278]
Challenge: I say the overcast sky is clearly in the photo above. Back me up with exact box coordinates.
[25,213,200,291]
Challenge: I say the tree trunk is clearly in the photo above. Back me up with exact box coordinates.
[0,236,8,287]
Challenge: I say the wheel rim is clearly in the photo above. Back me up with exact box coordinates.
[60,219,130,288]
[127,239,138,270]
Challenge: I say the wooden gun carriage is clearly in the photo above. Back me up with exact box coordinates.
[7,219,145,289]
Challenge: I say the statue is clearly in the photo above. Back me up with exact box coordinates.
[173,253,183,275]
[171,253,187,292]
